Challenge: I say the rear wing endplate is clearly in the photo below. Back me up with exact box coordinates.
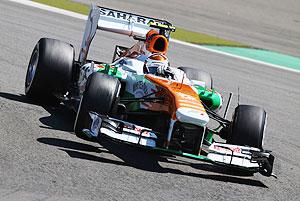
[79,5,175,63]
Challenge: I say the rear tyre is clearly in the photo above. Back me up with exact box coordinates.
[74,72,120,138]
[25,38,74,101]
[178,67,213,89]
[227,105,267,149]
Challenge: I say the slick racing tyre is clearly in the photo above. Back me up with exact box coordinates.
[178,67,213,89]
[227,105,267,149]
[74,72,121,138]
[25,38,74,101]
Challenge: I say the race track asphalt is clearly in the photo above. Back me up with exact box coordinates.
[0,1,300,201]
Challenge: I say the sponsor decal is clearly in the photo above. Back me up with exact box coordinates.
[99,8,155,25]
[96,64,105,69]
[123,124,150,136]
[134,127,150,136]
[213,145,241,154]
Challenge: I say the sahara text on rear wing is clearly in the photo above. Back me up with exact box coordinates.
[79,5,175,63]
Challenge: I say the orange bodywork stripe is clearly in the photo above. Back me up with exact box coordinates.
[145,74,207,119]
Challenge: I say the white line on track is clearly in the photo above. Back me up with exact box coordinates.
[8,0,300,74]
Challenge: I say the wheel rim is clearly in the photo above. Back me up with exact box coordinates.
[25,49,39,93]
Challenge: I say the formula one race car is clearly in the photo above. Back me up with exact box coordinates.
[25,5,275,177]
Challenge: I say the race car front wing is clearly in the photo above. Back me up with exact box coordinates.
[83,112,157,147]
[207,143,275,177]
[82,112,275,177]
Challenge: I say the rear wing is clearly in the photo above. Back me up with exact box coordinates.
[79,5,175,63]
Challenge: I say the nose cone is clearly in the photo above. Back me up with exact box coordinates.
[176,107,209,127]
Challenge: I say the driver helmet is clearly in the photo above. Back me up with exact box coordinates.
[144,53,169,75]
[146,29,159,41]
[145,29,168,54]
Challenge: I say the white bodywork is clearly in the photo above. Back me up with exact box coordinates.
[207,143,260,168]
[84,112,157,147]
[176,107,209,127]
[97,7,160,37]
[100,127,156,147]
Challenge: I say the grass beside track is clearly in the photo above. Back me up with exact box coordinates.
[34,0,89,15]
[33,0,249,47]
[172,28,249,47]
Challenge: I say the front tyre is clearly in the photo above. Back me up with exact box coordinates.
[74,72,121,138]
[25,38,74,101]
[227,105,267,149]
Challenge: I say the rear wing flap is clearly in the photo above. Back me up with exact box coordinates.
[79,5,175,63]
